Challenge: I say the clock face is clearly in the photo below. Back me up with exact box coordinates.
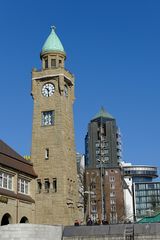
[42,83,55,97]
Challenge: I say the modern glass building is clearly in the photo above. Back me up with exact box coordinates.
[123,165,158,183]
[134,181,160,219]
[123,165,159,220]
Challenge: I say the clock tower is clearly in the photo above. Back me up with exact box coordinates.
[31,26,79,225]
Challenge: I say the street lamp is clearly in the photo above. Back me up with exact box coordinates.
[99,154,107,222]
[96,118,108,222]
[84,189,94,218]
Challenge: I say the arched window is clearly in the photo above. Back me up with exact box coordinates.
[1,213,12,225]
[20,216,29,223]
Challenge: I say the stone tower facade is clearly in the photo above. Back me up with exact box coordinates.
[31,27,79,225]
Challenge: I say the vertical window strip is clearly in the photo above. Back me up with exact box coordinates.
[45,148,49,160]
[45,58,48,69]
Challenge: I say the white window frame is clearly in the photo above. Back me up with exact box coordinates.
[18,178,29,195]
[41,110,54,126]
[110,191,116,197]
[110,183,115,189]
[110,198,116,205]
[0,172,13,190]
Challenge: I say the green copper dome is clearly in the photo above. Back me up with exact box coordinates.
[92,107,114,120]
[41,26,65,54]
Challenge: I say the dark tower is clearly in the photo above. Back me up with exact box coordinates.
[84,107,124,223]
[85,107,122,168]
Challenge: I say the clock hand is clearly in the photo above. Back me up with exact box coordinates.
[47,88,50,96]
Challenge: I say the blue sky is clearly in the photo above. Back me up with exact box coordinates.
[0,1,160,168]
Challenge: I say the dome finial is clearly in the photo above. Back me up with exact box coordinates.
[51,25,56,31]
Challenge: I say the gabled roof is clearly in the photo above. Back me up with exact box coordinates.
[0,140,37,178]
[92,107,114,120]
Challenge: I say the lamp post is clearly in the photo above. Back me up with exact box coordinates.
[98,117,107,222]
[100,153,104,222]
[84,189,94,218]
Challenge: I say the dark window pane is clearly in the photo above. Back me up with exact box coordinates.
[45,59,48,69]
[51,59,56,68]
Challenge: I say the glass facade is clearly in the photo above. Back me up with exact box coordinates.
[134,182,160,218]
[123,166,158,179]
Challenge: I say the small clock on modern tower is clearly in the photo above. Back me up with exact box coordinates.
[42,83,55,97]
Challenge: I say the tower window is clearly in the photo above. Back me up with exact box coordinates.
[91,205,97,212]
[126,236,133,240]
[96,149,100,155]
[91,183,96,190]
[53,178,57,192]
[45,59,48,69]
[110,191,116,197]
[95,142,100,148]
[42,111,54,126]
[51,59,56,68]
[45,148,49,160]
[44,179,50,193]
[37,179,42,193]
[104,149,109,154]
[109,176,115,182]
[59,59,62,67]
[111,205,116,212]
[110,198,116,205]
[110,183,115,189]
[104,156,109,161]
[64,85,68,97]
